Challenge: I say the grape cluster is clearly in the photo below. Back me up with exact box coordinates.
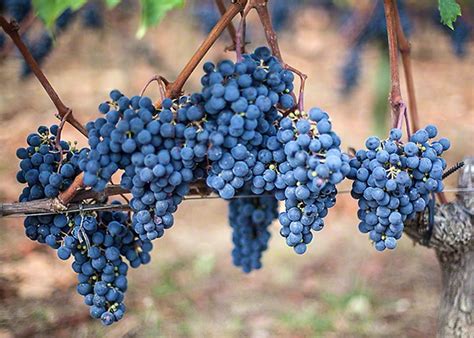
[15,126,153,325]
[191,0,220,34]
[4,0,32,22]
[340,46,362,95]
[2,1,106,77]
[348,125,450,250]
[80,91,200,241]
[273,109,350,254]
[81,1,104,29]
[54,209,151,325]
[16,125,83,203]
[229,193,278,273]
[199,46,295,199]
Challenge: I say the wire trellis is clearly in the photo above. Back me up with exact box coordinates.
[3,186,473,218]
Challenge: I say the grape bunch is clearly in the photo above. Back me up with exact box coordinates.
[229,193,278,273]
[15,126,153,325]
[55,208,151,325]
[348,125,450,250]
[199,46,295,199]
[80,90,200,242]
[16,125,84,203]
[273,108,351,254]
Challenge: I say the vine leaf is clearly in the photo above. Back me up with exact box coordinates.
[137,0,185,38]
[106,0,122,8]
[438,0,462,30]
[32,0,87,29]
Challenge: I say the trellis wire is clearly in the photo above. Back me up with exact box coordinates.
[3,186,473,218]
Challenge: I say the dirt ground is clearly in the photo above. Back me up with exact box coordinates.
[0,5,473,338]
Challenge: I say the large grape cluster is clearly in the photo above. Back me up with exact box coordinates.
[348,125,450,250]
[228,193,278,273]
[200,46,295,199]
[274,108,351,254]
[15,126,153,325]
[80,91,200,241]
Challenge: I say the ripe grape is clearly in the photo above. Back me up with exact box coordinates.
[348,125,449,251]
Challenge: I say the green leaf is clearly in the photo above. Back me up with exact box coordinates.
[32,0,87,29]
[105,0,122,8]
[137,0,185,38]
[438,0,462,29]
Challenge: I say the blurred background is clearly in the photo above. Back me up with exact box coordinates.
[0,0,472,337]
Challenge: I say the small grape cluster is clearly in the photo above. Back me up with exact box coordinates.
[55,209,152,325]
[273,109,351,254]
[228,193,278,273]
[348,125,450,250]
[16,125,83,203]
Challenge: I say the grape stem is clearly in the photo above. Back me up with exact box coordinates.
[0,11,36,61]
[0,16,88,137]
[245,0,306,114]
[383,0,404,129]
[235,5,251,61]
[215,0,245,53]
[55,108,73,170]
[155,0,249,104]
[393,1,419,133]
[140,75,169,100]
[57,173,85,205]
[395,103,411,139]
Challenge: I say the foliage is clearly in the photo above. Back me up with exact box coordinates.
[32,0,86,29]
[137,0,185,38]
[31,0,185,37]
[438,0,462,29]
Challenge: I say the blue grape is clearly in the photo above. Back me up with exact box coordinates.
[348,125,449,251]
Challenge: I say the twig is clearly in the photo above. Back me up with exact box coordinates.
[157,0,249,104]
[393,1,419,132]
[252,0,282,60]
[235,5,251,61]
[0,16,88,137]
[284,63,307,113]
[58,172,85,205]
[140,75,169,100]
[2,185,472,218]
[0,11,36,60]
[55,108,73,170]
[383,0,403,128]
[215,0,244,53]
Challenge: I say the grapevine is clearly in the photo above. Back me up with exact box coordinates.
[0,0,469,332]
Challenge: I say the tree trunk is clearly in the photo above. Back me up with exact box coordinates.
[404,157,473,337]
[437,250,473,337]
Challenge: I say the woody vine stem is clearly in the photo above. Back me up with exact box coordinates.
[0,0,448,216]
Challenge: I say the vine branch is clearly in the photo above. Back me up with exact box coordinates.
[393,1,419,133]
[215,0,244,53]
[157,0,249,103]
[0,16,88,137]
[383,0,403,128]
